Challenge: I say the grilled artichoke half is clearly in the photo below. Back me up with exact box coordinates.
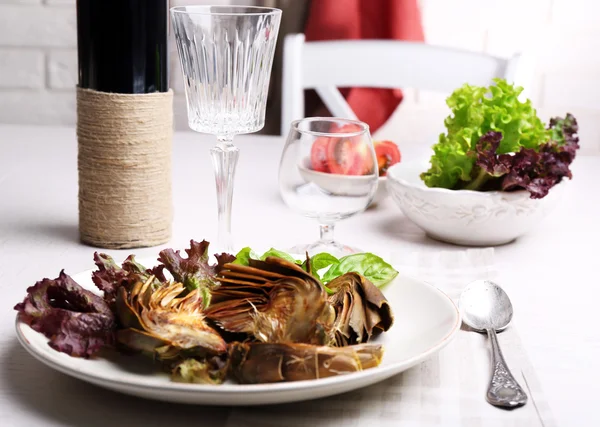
[206,257,335,345]
[327,272,394,346]
[115,277,227,359]
[171,355,229,384]
[229,342,384,384]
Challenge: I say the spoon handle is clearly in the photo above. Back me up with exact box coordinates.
[485,328,528,408]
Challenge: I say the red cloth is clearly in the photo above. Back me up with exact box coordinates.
[304,0,425,133]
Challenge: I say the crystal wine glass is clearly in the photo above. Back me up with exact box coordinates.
[279,117,379,257]
[170,6,281,253]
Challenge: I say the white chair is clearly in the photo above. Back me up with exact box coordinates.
[280,33,534,135]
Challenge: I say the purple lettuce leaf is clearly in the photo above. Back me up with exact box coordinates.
[215,253,236,274]
[158,240,220,292]
[474,131,512,177]
[14,271,115,358]
[500,145,566,199]
[548,113,579,150]
[92,253,167,309]
[470,114,580,199]
[501,114,580,198]
[92,253,129,308]
[500,147,545,196]
[122,254,168,284]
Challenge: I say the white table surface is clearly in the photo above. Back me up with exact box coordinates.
[0,124,598,427]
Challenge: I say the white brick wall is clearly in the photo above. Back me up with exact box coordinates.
[0,0,598,153]
[47,49,77,90]
[0,2,76,124]
[0,5,76,47]
[0,49,44,89]
[0,0,42,4]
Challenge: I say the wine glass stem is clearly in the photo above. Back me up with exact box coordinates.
[319,223,335,243]
[210,136,239,254]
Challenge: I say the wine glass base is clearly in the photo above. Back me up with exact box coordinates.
[287,241,362,258]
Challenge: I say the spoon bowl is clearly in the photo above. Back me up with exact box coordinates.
[458,280,513,332]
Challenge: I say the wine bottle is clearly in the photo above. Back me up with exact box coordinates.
[77,0,168,93]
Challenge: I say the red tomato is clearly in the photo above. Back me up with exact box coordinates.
[327,137,372,176]
[311,123,375,176]
[374,140,401,176]
[310,136,331,172]
[323,123,374,176]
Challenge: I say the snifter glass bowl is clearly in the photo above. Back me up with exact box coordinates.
[278,117,378,256]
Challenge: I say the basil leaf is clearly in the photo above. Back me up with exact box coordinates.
[232,247,260,266]
[321,253,398,287]
[260,248,298,264]
[308,253,339,279]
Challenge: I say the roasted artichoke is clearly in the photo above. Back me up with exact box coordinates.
[206,257,335,345]
[171,355,229,384]
[229,342,384,384]
[116,276,227,360]
[327,272,394,346]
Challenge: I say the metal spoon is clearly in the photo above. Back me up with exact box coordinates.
[458,280,528,408]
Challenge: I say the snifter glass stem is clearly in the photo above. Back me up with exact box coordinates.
[319,224,335,243]
[210,136,239,254]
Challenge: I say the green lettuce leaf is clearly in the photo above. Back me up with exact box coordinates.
[421,78,549,189]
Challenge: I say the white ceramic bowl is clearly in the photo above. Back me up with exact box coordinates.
[298,159,388,207]
[386,160,565,246]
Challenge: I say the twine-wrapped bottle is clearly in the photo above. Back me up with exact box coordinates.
[76,0,172,248]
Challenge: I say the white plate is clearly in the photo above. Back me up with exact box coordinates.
[15,263,460,406]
